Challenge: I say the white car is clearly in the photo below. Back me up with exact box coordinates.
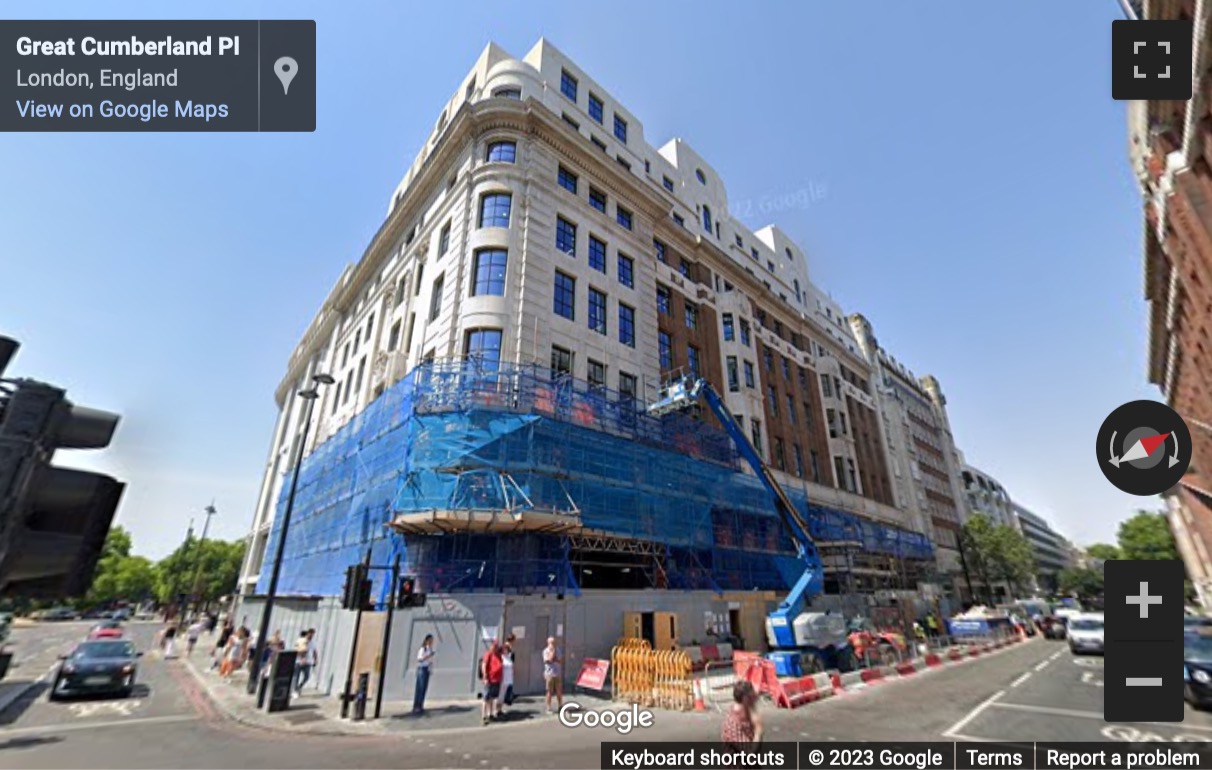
[1067,613,1104,655]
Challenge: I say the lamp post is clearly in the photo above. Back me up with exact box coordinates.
[188,502,217,618]
[247,372,334,694]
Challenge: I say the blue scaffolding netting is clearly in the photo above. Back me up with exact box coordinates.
[256,360,934,598]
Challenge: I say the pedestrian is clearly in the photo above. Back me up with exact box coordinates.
[221,628,250,679]
[500,636,515,712]
[294,630,318,694]
[186,618,205,656]
[542,636,563,714]
[205,612,218,635]
[721,680,762,749]
[212,621,234,671]
[479,640,504,726]
[162,624,178,659]
[412,634,435,714]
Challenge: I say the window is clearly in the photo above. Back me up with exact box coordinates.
[751,420,762,458]
[782,357,791,381]
[696,168,707,185]
[735,235,744,248]
[787,396,797,425]
[658,331,673,369]
[657,285,671,315]
[794,278,801,303]
[617,156,631,171]
[619,372,637,401]
[438,222,451,255]
[478,193,512,228]
[793,444,805,477]
[558,166,578,194]
[493,87,521,99]
[743,360,755,388]
[366,313,374,339]
[702,205,712,233]
[589,187,607,213]
[404,314,415,354]
[827,409,838,438]
[722,314,735,341]
[429,273,444,321]
[767,386,779,416]
[834,457,846,490]
[848,459,858,492]
[750,247,759,261]
[561,69,578,101]
[587,359,606,388]
[619,303,636,347]
[588,93,604,123]
[673,213,685,228]
[355,355,366,398]
[464,328,503,374]
[591,136,608,152]
[785,247,794,261]
[687,345,701,378]
[553,272,576,320]
[654,239,667,263]
[616,206,633,230]
[563,113,580,130]
[684,302,698,330]
[767,260,775,273]
[414,263,424,295]
[614,115,628,143]
[472,249,507,296]
[617,253,634,288]
[644,159,650,173]
[589,235,607,273]
[774,439,786,472]
[663,176,675,192]
[486,141,516,163]
[679,259,692,279]
[821,373,833,398]
[556,216,577,255]
[726,357,739,392]
[739,319,751,347]
[388,321,401,352]
[839,413,847,435]
[763,348,773,371]
[810,450,821,482]
[588,288,607,335]
[332,381,341,412]
[551,345,573,377]
[394,277,408,308]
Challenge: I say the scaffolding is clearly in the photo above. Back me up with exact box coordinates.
[258,359,934,600]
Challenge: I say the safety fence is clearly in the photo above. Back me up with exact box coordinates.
[609,639,695,711]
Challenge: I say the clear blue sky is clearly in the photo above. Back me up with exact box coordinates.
[3,0,1151,559]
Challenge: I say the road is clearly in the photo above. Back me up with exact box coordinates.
[1,629,1208,769]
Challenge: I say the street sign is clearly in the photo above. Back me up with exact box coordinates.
[575,658,610,690]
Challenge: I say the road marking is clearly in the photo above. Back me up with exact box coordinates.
[1033,659,1051,672]
[942,689,1005,739]
[1081,671,1104,687]
[68,700,139,718]
[986,701,1212,732]
[1071,657,1101,667]
[1010,672,1032,688]
[1050,650,1064,661]
[0,714,196,738]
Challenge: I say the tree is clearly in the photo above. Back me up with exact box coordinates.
[154,536,246,606]
[1086,543,1121,561]
[85,526,142,606]
[1117,511,1180,561]
[988,523,1036,595]
[961,514,997,603]
[1059,566,1103,600]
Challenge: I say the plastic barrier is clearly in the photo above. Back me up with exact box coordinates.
[653,650,694,711]
[611,638,654,706]
[702,660,738,712]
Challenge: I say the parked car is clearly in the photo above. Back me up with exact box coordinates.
[1185,616,1212,633]
[1186,631,1212,709]
[88,621,124,640]
[42,607,79,622]
[110,608,132,622]
[1067,613,1105,655]
[49,640,141,700]
[1039,615,1067,640]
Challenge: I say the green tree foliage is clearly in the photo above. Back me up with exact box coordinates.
[1085,543,1121,561]
[961,513,1037,600]
[85,526,245,608]
[1117,511,1180,561]
[1058,566,1104,600]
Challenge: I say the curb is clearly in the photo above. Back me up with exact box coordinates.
[0,680,39,715]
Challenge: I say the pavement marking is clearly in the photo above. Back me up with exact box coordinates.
[463,754,472,760]
[0,713,197,738]
[941,689,1005,739]
[1033,659,1052,673]
[446,748,453,754]
[1010,672,1032,688]
[1050,650,1064,661]
[68,700,140,718]
[1080,671,1104,687]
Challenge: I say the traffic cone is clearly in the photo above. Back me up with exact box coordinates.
[693,678,706,712]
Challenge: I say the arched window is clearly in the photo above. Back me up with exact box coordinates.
[702,205,713,234]
[696,169,707,185]
[478,193,512,228]
[492,87,522,100]
[485,141,517,163]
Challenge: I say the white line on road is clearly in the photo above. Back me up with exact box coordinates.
[987,701,1212,732]
[942,689,1005,739]
[0,714,197,739]
[1050,650,1064,661]
[1010,672,1032,688]
[1034,659,1051,672]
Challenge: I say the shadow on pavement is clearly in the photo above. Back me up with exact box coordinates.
[0,735,64,751]
[388,704,475,720]
[0,682,48,727]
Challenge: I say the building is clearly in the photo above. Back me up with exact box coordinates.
[1130,1,1212,608]
[849,314,968,603]
[959,461,1015,529]
[236,40,939,703]
[1011,503,1073,595]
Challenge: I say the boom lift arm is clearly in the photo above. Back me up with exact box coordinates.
[648,376,824,643]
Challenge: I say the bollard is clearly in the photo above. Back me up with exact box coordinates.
[353,672,370,721]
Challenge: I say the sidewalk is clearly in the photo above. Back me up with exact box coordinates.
[178,652,618,736]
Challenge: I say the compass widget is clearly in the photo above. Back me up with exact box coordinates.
[1097,400,1192,496]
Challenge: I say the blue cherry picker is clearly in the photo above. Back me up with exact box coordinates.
[648,375,857,676]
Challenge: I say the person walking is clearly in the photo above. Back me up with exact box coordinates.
[294,630,318,695]
[221,628,250,679]
[412,634,436,714]
[479,641,503,726]
[212,621,234,671]
[500,636,516,712]
[162,624,178,659]
[186,619,205,656]
[542,636,563,714]
[721,681,763,749]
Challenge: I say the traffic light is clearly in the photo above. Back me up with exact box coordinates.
[341,564,372,610]
[397,575,425,608]
[0,345,125,599]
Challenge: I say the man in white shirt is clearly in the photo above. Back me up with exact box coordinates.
[294,629,318,695]
[413,634,436,714]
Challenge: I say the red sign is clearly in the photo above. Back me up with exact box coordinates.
[575,658,610,690]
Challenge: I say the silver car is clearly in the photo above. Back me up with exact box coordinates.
[1067,613,1104,655]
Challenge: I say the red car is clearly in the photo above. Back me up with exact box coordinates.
[88,620,124,640]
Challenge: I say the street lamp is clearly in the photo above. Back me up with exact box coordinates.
[247,371,334,693]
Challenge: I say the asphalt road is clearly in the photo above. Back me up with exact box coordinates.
[1,631,1209,769]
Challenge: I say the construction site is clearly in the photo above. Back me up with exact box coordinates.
[240,358,938,704]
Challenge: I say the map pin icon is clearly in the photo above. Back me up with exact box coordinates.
[274,57,298,95]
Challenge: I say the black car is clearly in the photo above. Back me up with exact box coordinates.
[1184,632,1212,709]
[49,640,142,700]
